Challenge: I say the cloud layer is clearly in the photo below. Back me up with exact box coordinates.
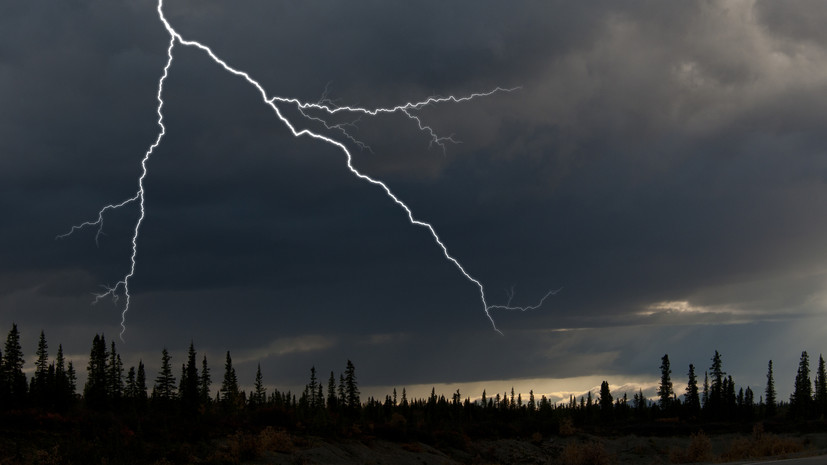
[2,0,826,400]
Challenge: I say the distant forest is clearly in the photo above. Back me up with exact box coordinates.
[1,323,826,463]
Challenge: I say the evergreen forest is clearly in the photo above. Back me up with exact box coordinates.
[1,323,826,464]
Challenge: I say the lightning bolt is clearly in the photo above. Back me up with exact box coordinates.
[59,0,555,341]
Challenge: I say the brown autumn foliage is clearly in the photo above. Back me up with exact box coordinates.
[718,424,804,462]
[669,431,713,463]
[559,440,612,465]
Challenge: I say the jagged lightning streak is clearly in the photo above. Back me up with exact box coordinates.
[57,34,174,341]
[60,0,554,340]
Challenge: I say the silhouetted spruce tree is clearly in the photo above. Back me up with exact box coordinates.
[136,360,147,404]
[108,341,123,401]
[308,366,318,408]
[540,394,552,414]
[765,360,776,417]
[814,354,827,417]
[658,354,674,412]
[66,361,77,400]
[724,375,736,420]
[791,351,812,419]
[84,334,109,409]
[54,344,72,410]
[220,351,239,407]
[685,364,701,418]
[253,363,266,406]
[32,333,51,407]
[327,371,337,410]
[199,355,211,405]
[702,371,709,409]
[586,390,593,420]
[2,324,27,408]
[125,366,137,399]
[152,348,176,401]
[707,351,725,418]
[180,342,199,412]
[32,330,49,406]
[743,386,755,420]
[633,389,646,419]
[177,364,186,397]
[599,381,613,421]
[338,373,346,407]
[45,363,55,407]
[317,384,323,410]
[345,360,359,409]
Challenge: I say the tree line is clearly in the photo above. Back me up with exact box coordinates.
[1,323,826,432]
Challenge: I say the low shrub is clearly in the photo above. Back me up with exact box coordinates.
[559,440,612,465]
[669,431,712,463]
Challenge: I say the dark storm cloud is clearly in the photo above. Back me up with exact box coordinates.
[3,0,827,397]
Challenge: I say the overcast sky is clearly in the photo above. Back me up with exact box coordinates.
[3,0,827,403]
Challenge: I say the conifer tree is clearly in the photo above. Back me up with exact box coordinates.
[791,351,812,419]
[761,360,776,418]
[658,354,674,411]
[84,334,108,408]
[702,371,709,409]
[2,324,27,407]
[685,364,701,418]
[745,386,754,406]
[744,386,755,420]
[125,366,137,399]
[66,361,77,399]
[181,342,199,411]
[253,363,266,406]
[199,355,211,405]
[815,355,827,416]
[317,383,323,409]
[707,351,725,417]
[136,360,147,402]
[327,371,337,410]
[599,381,613,420]
[338,373,346,406]
[33,330,49,404]
[308,366,318,408]
[54,344,71,410]
[725,375,736,420]
[153,348,176,400]
[46,363,55,406]
[345,360,359,409]
[220,351,239,406]
[108,341,123,401]
[633,389,644,412]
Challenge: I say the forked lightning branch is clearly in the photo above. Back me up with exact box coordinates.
[59,0,555,341]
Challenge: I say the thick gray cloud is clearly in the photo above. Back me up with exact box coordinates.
[2,0,827,400]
